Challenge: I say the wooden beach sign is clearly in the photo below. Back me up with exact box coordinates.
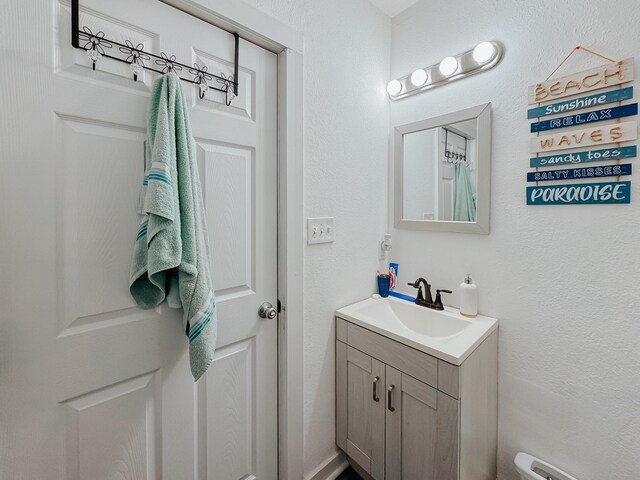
[528,58,634,105]
[526,163,632,182]
[530,121,637,153]
[530,104,638,133]
[527,87,634,119]
[530,145,637,168]
[526,181,631,205]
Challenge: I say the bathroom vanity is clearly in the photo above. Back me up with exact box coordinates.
[335,296,498,480]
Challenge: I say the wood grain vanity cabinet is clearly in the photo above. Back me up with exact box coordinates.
[335,317,498,480]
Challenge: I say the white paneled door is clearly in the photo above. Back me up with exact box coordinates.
[0,0,278,479]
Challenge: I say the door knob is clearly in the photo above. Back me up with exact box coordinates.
[258,302,277,319]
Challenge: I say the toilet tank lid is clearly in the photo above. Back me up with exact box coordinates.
[514,452,578,480]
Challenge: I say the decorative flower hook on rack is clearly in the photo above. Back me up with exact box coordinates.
[217,73,236,106]
[190,63,214,99]
[79,26,112,71]
[119,40,151,82]
[155,52,183,74]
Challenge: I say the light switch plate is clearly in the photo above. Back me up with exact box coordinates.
[307,217,334,244]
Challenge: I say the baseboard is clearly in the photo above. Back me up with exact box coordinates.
[305,451,349,480]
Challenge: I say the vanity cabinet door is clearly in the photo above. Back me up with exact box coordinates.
[345,346,386,479]
[385,367,459,480]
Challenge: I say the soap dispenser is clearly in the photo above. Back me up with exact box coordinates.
[459,274,478,318]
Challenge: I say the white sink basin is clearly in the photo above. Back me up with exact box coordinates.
[336,296,498,365]
[388,300,473,337]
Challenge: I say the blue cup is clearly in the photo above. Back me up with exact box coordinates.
[377,275,390,297]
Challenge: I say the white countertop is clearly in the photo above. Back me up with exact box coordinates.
[335,295,498,365]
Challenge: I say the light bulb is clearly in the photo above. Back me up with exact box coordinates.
[473,41,496,63]
[439,56,459,76]
[410,68,428,87]
[386,79,402,96]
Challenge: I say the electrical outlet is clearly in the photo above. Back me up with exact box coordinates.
[307,217,334,245]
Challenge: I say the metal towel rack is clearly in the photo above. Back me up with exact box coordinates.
[70,0,239,105]
[444,128,469,166]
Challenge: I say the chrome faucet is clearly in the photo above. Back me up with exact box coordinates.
[408,277,452,310]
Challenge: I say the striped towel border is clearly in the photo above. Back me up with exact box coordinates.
[136,220,148,241]
[188,291,216,344]
[144,162,172,186]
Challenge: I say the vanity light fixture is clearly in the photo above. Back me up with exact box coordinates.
[387,40,503,100]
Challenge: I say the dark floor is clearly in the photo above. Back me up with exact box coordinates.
[336,466,363,480]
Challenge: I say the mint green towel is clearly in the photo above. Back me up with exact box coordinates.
[453,163,477,222]
[130,73,216,381]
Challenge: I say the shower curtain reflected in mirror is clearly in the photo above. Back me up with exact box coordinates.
[454,162,476,222]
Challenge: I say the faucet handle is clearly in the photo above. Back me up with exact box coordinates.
[433,289,452,310]
[408,282,425,302]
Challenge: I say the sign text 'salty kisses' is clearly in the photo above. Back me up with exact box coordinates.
[527,163,632,182]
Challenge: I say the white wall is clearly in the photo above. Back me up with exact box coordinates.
[390,1,640,479]
[237,0,391,477]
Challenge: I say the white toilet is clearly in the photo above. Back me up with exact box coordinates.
[515,452,578,480]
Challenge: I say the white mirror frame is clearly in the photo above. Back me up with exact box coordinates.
[394,102,492,234]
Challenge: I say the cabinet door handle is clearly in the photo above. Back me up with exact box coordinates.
[387,384,396,412]
[372,376,380,402]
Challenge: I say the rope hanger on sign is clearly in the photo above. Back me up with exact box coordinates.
[544,45,618,81]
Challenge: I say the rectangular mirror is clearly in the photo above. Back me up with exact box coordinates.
[394,103,491,234]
